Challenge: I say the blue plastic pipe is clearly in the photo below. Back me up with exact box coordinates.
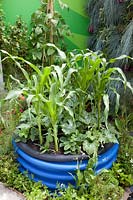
[13,141,119,189]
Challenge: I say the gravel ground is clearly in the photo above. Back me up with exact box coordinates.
[0,182,25,200]
[123,188,131,200]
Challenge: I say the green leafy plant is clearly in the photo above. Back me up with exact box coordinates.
[0,0,70,82]
[88,0,133,69]
[0,97,132,199]
[60,51,133,155]
[115,112,133,186]
[30,0,71,66]
[0,152,124,200]
[1,17,29,79]
[4,17,28,58]
[0,9,6,49]
[2,47,75,152]
[1,48,133,156]
[0,93,22,155]
[111,163,133,188]
[53,160,124,200]
[0,153,50,200]
[4,53,51,145]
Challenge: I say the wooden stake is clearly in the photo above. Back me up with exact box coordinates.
[47,0,54,44]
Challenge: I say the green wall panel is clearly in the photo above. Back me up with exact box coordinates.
[55,0,89,50]
[0,0,89,50]
[62,0,88,17]
[0,0,40,26]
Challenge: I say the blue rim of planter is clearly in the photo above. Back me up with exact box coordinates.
[13,140,115,162]
[12,140,119,189]
[13,141,119,171]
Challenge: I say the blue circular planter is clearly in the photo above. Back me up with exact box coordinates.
[13,141,119,190]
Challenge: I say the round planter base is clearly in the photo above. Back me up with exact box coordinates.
[13,141,119,190]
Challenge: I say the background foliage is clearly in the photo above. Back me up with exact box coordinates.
[0,0,70,81]
[87,0,133,68]
[87,0,133,114]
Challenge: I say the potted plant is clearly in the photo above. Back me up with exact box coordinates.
[2,48,132,190]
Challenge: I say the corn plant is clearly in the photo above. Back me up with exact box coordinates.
[1,48,133,155]
[1,48,76,152]
[39,64,77,152]
[2,50,51,145]
[68,50,133,130]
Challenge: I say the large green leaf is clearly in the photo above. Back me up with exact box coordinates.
[127,81,133,94]
[35,26,42,35]
[64,68,77,87]
[1,49,41,76]
[47,47,55,56]
[83,141,98,155]
[113,67,127,84]
[53,65,64,90]
[26,94,35,107]
[37,66,51,93]
[109,55,132,63]
[64,106,74,118]
[9,75,24,88]
[61,119,76,135]
[46,43,66,61]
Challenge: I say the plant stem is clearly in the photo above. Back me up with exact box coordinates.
[36,102,43,145]
[37,116,43,145]
[53,124,58,152]
[97,99,101,130]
